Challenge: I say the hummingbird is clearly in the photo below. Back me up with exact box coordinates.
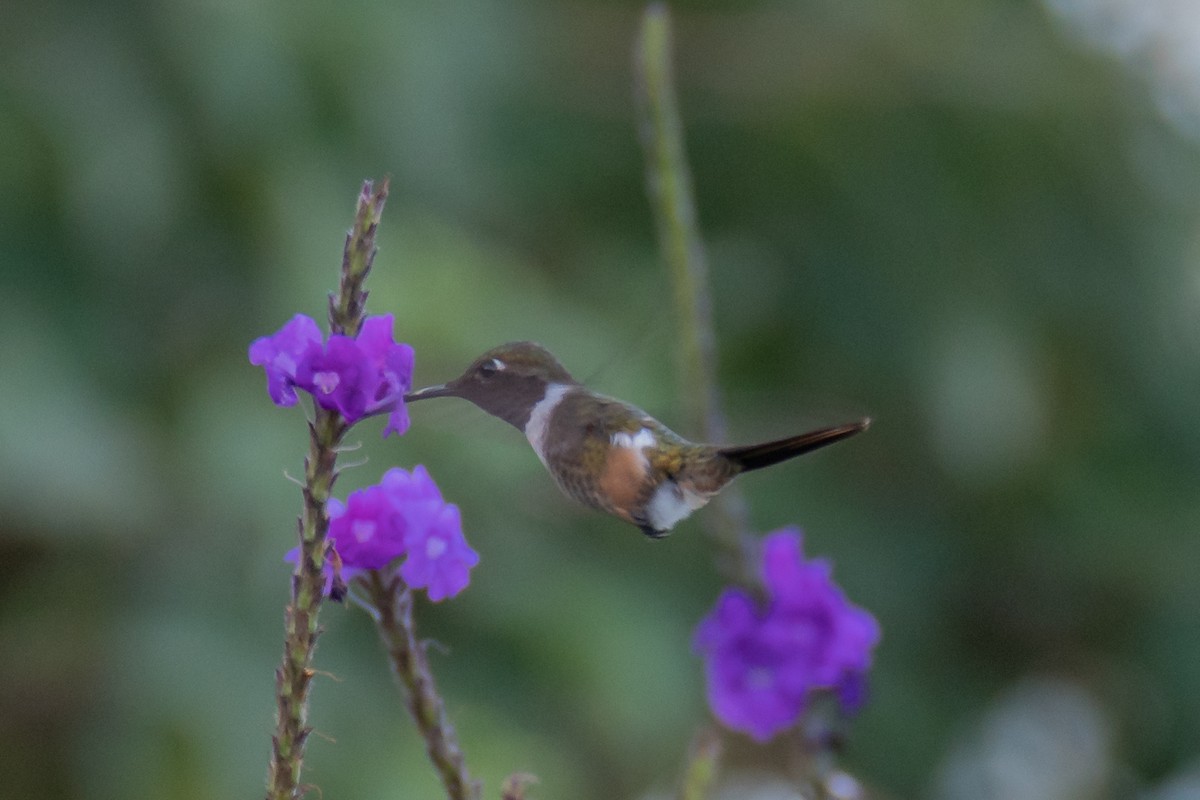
[404,342,869,538]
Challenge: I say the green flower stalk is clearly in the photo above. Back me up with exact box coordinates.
[254,179,485,799]
[364,571,481,800]
[263,179,390,800]
[332,178,389,337]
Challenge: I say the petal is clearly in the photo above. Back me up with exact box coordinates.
[382,403,411,438]
[400,504,477,601]
[694,589,760,652]
[249,315,324,407]
[355,314,395,361]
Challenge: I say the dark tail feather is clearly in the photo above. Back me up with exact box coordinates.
[720,418,871,473]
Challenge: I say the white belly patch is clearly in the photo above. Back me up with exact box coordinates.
[645,480,710,531]
[610,427,709,531]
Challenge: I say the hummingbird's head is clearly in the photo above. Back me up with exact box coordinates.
[405,342,577,429]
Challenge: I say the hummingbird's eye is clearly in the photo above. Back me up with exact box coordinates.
[478,358,503,379]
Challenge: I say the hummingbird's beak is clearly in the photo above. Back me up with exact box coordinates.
[404,383,457,402]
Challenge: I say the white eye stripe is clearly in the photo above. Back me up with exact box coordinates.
[489,358,505,371]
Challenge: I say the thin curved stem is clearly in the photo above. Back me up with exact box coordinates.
[365,572,480,800]
[634,4,756,581]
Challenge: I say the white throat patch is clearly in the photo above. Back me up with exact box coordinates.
[524,383,573,466]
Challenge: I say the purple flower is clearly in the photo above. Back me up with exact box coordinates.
[400,503,478,602]
[300,334,376,422]
[249,314,414,436]
[355,315,415,437]
[248,314,323,406]
[694,528,880,742]
[326,485,405,571]
[288,466,478,602]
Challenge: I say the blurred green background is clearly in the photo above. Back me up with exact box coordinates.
[3,0,1199,798]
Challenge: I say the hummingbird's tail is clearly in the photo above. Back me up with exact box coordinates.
[720,418,870,473]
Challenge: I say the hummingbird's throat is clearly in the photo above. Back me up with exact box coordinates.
[523,383,574,467]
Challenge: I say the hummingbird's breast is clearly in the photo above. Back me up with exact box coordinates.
[526,387,723,534]
[533,390,652,515]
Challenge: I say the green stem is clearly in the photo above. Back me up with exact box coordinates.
[331,178,390,337]
[365,572,480,800]
[634,3,755,579]
[267,409,345,800]
[677,728,722,800]
[265,180,388,800]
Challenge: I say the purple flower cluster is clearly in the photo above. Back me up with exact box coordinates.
[694,528,880,742]
[317,466,479,602]
[249,314,414,437]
